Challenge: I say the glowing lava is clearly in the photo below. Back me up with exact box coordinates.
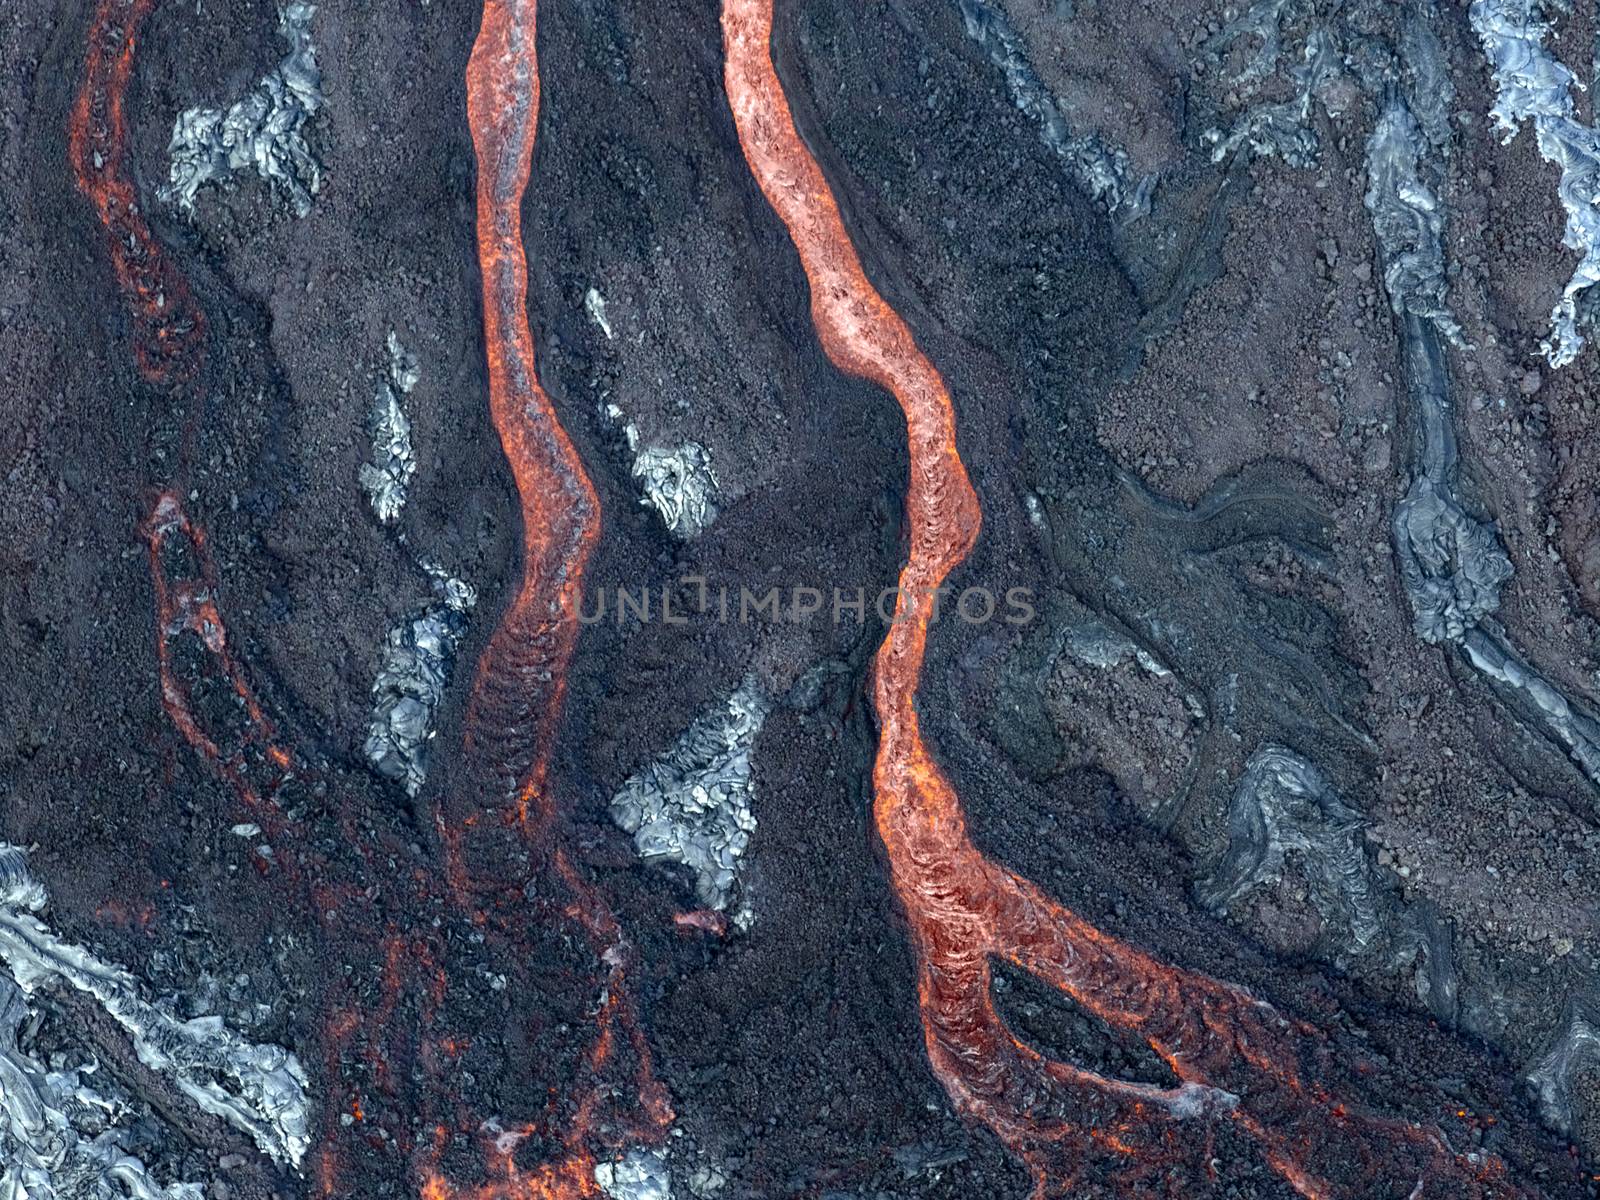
[68,1,655,1192]
[460,0,599,826]
[71,0,668,1188]
[74,0,1548,1191]
[141,491,297,831]
[69,0,204,383]
[722,2,1537,1195]
[434,0,671,1193]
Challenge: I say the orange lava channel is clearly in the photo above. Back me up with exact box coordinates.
[439,0,669,1194]
[460,0,599,826]
[722,3,1534,1196]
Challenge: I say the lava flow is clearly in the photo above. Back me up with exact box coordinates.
[722,3,1536,1196]
[460,0,599,825]
[70,0,667,1188]
[69,0,204,383]
[425,0,671,1193]
[141,490,298,839]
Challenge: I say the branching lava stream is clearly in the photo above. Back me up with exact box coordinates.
[722,2,1537,1196]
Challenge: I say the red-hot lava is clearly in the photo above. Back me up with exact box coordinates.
[76,0,1553,1193]
[422,0,671,1193]
[722,3,1537,1196]
[460,0,598,825]
[71,0,666,1190]
[69,0,204,383]
[141,491,298,834]
[142,489,447,1191]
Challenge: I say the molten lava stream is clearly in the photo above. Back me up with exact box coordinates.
[460,0,598,829]
[70,0,204,383]
[434,0,670,1193]
[722,3,1535,1196]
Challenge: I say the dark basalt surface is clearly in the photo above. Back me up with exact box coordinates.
[6,0,1600,1196]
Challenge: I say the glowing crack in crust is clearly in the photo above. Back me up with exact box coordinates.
[0,845,311,1168]
[141,492,300,831]
[722,1,1540,1193]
